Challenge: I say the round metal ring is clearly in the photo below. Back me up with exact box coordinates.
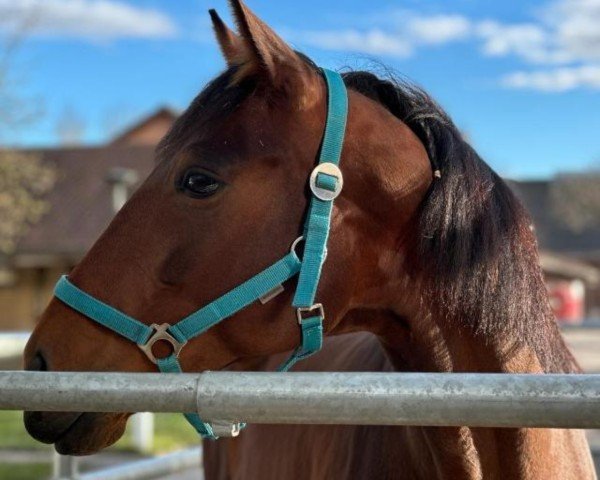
[289,236,328,262]
[290,236,305,257]
[138,323,186,365]
[309,163,343,201]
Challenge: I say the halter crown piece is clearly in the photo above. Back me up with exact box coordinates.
[53,68,348,439]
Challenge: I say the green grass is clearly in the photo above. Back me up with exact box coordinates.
[0,463,51,480]
[0,411,47,450]
[0,411,199,479]
[0,411,199,454]
[148,412,199,453]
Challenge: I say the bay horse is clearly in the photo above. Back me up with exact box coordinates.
[23,0,595,478]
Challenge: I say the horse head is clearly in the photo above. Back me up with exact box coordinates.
[24,0,432,455]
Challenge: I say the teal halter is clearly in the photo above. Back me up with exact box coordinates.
[53,68,348,439]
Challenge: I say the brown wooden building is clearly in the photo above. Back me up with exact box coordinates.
[511,180,600,320]
[0,108,177,330]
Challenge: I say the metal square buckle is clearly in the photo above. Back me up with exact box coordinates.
[138,323,187,365]
[309,163,343,201]
[296,303,325,324]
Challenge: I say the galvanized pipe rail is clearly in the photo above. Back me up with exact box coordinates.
[78,447,202,480]
[1,371,600,429]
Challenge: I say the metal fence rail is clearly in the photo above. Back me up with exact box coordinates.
[2,371,600,429]
[77,447,202,480]
[50,448,202,480]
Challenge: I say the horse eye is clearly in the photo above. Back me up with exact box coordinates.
[179,171,222,198]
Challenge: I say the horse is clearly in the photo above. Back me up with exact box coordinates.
[23,0,596,478]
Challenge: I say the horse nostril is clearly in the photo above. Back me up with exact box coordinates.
[26,352,47,372]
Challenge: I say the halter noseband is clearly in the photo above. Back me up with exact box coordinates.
[53,68,348,439]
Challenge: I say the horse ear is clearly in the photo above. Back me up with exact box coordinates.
[209,9,249,68]
[226,0,314,90]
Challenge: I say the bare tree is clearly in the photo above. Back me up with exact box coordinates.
[0,19,56,256]
[56,106,86,146]
[0,16,39,133]
[102,104,143,141]
[0,150,56,254]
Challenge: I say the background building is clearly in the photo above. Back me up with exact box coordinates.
[0,108,177,330]
[0,108,598,330]
[511,180,600,321]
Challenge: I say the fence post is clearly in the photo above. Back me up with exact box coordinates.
[130,412,154,453]
[52,452,79,480]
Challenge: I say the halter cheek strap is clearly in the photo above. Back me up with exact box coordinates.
[53,68,348,440]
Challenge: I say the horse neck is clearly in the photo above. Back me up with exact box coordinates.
[326,87,595,477]
[342,307,551,375]
[341,307,595,479]
[390,310,550,374]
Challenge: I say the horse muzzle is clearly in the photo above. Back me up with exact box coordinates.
[24,410,127,455]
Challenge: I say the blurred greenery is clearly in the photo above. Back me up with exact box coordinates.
[0,411,200,479]
[149,412,199,453]
[0,151,57,255]
[0,463,50,480]
[0,411,198,453]
[0,410,45,450]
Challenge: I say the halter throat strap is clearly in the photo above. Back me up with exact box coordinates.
[53,68,348,439]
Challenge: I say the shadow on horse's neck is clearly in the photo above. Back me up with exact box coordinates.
[341,307,548,375]
[332,206,577,374]
[335,212,574,375]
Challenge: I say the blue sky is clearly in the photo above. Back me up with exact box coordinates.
[1,0,599,179]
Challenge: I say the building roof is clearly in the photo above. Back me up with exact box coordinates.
[539,251,600,284]
[510,179,600,262]
[110,107,178,146]
[13,145,155,265]
[8,107,178,265]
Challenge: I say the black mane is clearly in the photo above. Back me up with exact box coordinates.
[342,71,575,373]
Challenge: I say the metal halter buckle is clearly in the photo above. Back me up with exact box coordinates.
[138,323,187,365]
[309,163,343,201]
[296,303,325,324]
[209,420,242,438]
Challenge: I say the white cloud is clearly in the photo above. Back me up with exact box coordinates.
[478,0,600,91]
[0,0,177,42]
[408,15,472,45]
[293,0,600,92]
[288,13,472,58]
[501,65,600,91]
[292,29,413,58]
[284,0,600,92]
[476,21,565,64]
[544,0,600,62]
[476,0,600,65]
